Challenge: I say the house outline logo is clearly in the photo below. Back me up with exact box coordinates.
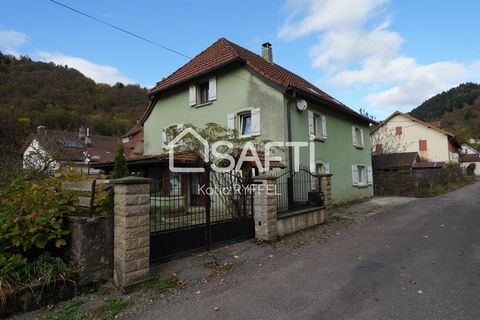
[167,127,209,173]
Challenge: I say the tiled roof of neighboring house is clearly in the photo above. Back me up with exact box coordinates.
[93,150,202,167]
[371,111,455,137]
[412,161,445,169]
[372,152,419,170]
[123,126,145,161]
[22,128,118,164]
[141,38,374,125]
[460,153,480,163]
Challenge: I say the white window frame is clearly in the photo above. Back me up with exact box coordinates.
[231,107,260,138]
[352,126,364,148]
[162,123,184,148]
[308,111,327,141]
[352,164,372,187]
[189,76,217,107]
[239,111,253,137]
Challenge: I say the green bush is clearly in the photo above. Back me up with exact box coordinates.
[0,176,75,256]
[0,176,77,299]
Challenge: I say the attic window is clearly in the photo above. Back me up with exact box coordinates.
[199,81,209,104]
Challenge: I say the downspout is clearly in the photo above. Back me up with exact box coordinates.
[286,90,295,173]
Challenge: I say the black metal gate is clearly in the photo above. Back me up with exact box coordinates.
[149,168,254,261]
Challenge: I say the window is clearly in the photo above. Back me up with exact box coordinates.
[419,140,428,151]
[240,112,252,136]
[199,81,209,104]
[352,126,364,147]
[169,172,182,196]
[395,126,402,135]
[308,111,327,140]
[352,164,373,187]
[162,124,184,148]
[189,77,216,106]
[190,173,200,195]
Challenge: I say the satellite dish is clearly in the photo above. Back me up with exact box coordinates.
[296,99,307,111]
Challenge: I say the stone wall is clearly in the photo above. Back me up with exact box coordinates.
[253,176,327,241]
[65,215,113,286]
[373,167,464,196]
[277,207,326,237]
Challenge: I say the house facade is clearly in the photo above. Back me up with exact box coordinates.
[371,111,461,163]
[139,38,375,204]
[22,126,118,174]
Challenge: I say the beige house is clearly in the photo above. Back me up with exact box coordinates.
[371,111,461,163]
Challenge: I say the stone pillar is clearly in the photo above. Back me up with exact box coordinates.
[112,176,151,291]
[320,174,333,209]
[253,176,278,242]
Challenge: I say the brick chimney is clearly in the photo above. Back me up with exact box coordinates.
[261,42,273,63]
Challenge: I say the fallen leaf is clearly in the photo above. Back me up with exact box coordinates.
[268,254,274,258]
[234,255,239,259]
[409,279,417,285]
[214,307,220,311]
[417,290,423,294]
[195,290,201,294]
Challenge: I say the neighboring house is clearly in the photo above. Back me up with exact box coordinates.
[134,38,375,204]
[22,126,118,174]
[460,153,480,175]
[461,143,479,155]
[371,111,461,163]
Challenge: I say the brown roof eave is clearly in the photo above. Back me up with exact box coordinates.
[290,87,377,125]
[147,57,246,97]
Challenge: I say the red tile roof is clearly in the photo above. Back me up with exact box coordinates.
[22,129,118,163]
[142,38,373,124]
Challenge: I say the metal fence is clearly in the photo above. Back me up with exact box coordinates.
[273,166,317,214]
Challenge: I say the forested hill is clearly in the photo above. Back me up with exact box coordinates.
[409,83,480,141]
[0,52,149,137]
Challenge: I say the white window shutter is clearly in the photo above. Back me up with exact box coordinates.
[227,113,235,132]
[360,129,364,147]
[161,128,167,148]
[321,115,327,140]
[352,164,359,186]
[251,108,261,136]
[352,126,357,146]
[324,163,330,174]
[308,111,315,139]
[208,77,217,101]
[189,84,197,106]
[367,166,373,185]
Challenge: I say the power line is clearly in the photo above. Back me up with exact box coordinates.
[49,0,191,59]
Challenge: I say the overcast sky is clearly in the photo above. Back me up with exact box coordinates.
[2,0,480,119]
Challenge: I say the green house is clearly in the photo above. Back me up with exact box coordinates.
[139,38,375,204]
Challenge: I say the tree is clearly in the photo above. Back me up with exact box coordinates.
[111,143,129,179]
[371,126,407,155]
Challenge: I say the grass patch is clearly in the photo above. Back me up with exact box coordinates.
[141,274,187,293]
[417,176,475,198]
[44,297,87,320]
[328,212,356,223]
[44,297,128,320]
[90,297,128,320]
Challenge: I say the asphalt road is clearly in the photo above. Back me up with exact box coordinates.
[137,182,480,320]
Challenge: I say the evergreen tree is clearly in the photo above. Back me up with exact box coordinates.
[111,143,129,179]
